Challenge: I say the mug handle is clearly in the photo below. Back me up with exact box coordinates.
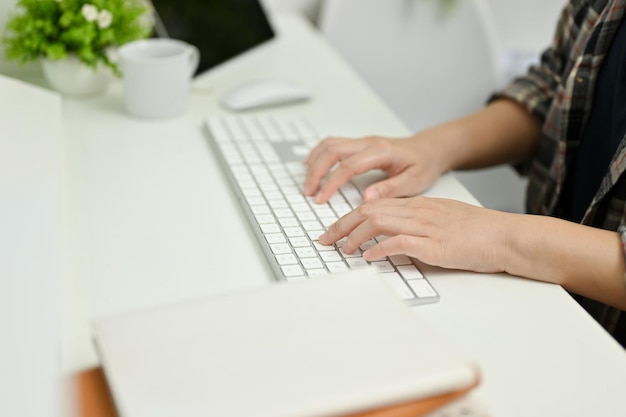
[188,45,200,78]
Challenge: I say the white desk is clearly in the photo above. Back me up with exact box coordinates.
[10,12,625,417]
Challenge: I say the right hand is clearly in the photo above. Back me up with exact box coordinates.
[303,133,448,204]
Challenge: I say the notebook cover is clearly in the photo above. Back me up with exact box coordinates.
[91,268,480,417]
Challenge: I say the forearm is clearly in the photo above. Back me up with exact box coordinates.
[423,99,542,172]
[503,213,626,310]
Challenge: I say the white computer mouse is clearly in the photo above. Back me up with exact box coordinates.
[221,79,312,111]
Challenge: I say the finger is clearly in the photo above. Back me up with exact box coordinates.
[362,235,425,262]
[313,145,398,203]
[363,168,436,200]
[303,137,365,196]
[318,209,365,247]
[303,136,338,165]
[320,201,420,252]
[317,200,389,247]
[313,162,362,204]
[343,197,438,257]
[362,172,416,200]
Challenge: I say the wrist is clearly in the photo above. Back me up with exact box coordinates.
[415,121,468,174]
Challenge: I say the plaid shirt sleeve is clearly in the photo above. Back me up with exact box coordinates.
[488,1,592,123]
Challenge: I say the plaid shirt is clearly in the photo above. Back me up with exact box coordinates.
[492,0,626,340]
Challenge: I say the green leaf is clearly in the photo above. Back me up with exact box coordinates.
[58,11,75,28]
[45,43,67,60]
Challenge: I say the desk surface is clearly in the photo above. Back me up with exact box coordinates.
[0,75,64,417]
[13,12,625,417]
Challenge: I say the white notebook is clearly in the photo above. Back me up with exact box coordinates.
[92,268,480,417]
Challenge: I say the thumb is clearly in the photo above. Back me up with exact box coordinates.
[363,172,430,200]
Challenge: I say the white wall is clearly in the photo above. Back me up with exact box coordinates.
[0,0,16,29]
[0,0,16,67]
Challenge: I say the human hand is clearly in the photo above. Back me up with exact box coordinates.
[319,196,512,274]
[303,134,447,204]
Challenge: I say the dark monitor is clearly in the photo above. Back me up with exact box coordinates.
[150,0,275,76]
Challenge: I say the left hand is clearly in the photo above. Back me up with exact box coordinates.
[319,196,513,274]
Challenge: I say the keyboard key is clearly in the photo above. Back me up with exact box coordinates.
[289,237,310,248]
[389,254,412,266]
[307,269,329,278]
[255,214,275,224]
[269,199,289,209]
[281,264,304,277]
[382,273,415,300]
[312,206,335,217]
[371,261,394,273]
[273,208,294,218]
[296,211,317,222]
[284,227,305,237]
[206,117,230,142]
[246,196,266,206]
[307,230,324,241]
[275,254,298,265]
[360,239,377,251]
[320,251,342,262]
[397,265,424,279]
[330,202,351,216]
[346,257,368,268]
[407,279,437,298]
[278,217,299,227]
[250,204,271,215]
[326,262,349,273]
[301,257,324,269]
[270,244,292,255]
[265,233,286,244]
[257,116,282,142]
[240,115,264,141]
[319,217,337,227]
[314,242,336,252]
[341,248,363,258]
[242,186,262,197]
[295,247,317,258]
[260,224,280,234]
[301,220,322,231]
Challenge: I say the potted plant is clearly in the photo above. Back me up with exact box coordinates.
[2,0,153,95]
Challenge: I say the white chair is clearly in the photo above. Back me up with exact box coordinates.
[318,0,528,213]
[318,0,503,132]
[486,0,566,82]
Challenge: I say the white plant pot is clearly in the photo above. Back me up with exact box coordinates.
[41,55,113,96]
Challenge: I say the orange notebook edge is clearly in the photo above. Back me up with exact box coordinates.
[76,368,119,417]
[344,368,481,417]
[75,366,480,417]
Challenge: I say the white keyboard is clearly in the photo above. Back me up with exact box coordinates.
[205,114,439,305]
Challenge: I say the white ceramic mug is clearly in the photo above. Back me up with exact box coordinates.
[119,38,200,119]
